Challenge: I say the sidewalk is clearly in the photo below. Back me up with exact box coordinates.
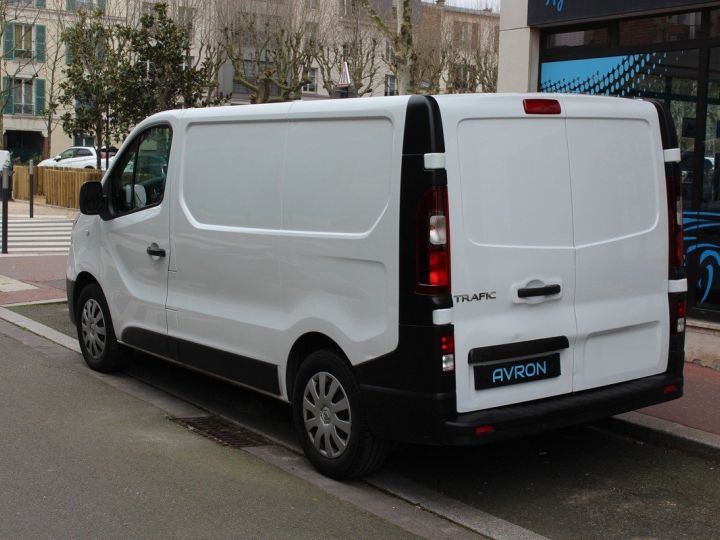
[5,195,77,219]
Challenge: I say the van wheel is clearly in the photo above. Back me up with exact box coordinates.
[292,350,387,480]
[76,284,127,373]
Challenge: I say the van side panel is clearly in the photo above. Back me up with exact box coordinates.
[167,104,291,396]
[167,99,406,399]
[563,99,670,391]
[280,101,405,378]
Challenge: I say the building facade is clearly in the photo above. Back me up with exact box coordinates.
[499,0,720,322]
[218,0,498,104]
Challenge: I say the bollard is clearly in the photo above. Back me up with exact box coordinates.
[29,159,34,219]
[2,167,8,254]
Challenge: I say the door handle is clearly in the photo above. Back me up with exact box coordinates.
[517,284,561,298]
[146,244,166,258]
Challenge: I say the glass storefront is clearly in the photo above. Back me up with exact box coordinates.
[539,8,720,320]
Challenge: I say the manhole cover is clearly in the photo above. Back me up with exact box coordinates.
[172,416,271,448]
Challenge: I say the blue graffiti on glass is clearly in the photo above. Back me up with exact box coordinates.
[545,0,564,13]
[492,360,548,384]
[685,211,720,304]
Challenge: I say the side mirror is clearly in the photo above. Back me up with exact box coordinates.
[54,155,61,161]
[79,181,105,215]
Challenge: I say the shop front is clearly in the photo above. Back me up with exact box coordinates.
[500,0,720,321]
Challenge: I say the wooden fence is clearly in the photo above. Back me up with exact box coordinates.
[12,166,103,207]
[11,166,102,208]
[44,168,103,208]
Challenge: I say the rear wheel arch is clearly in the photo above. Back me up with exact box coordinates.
[286,333,348,401]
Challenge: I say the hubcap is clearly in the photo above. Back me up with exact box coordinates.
[302,372,351,458]
[81,299,106,360]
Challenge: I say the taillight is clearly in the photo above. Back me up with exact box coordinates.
[416,186,450,294]
[671,299,686,334]
[667,171,684,268]
[523,99,561,115]
[441,333,455,373]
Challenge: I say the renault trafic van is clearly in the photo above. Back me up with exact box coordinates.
[68,94,687,479]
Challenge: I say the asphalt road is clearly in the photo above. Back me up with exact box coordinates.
[8,302,720,539]
[0,318,416,539]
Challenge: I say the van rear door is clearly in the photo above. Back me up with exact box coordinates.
[563,96,670,391]
[435,95,578,413]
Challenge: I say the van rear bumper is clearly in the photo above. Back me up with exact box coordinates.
[360,370,684,446]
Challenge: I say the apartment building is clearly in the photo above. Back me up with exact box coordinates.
[1,0,199,161]
[217,0,498,103]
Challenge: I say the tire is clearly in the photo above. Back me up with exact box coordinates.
[76,283,127,373]
[292,349,387,480]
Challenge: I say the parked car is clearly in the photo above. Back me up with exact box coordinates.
[68,94,687,480]
[37,146,115,170]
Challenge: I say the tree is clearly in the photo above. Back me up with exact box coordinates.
[313,3,381,98]
[445,19,499,94]
[115,2,227,132]
[359,0,418,95]
[60,2,228,168]
[221,0,315,104]
[59,8,125,169]
[0,0,41,150]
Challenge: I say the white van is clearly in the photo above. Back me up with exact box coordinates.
[68,94,687,479]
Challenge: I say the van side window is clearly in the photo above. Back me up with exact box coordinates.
[109,125,172,216]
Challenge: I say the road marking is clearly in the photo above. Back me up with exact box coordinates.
[0,218,74,254]
[0,274,37,292]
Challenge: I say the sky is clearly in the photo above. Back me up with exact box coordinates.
[440,0,500,11]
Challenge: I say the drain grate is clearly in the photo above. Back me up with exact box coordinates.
[172,415,271,448]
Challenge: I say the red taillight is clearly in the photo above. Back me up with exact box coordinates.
[441,333,455,373]
[475,425,495,436]
[440,335,454,354]
[523,99,561,115]
[664,384,679,395]
[429,252,449,286]
[416,186,451,294]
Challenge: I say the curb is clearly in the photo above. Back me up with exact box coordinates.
[605,412,720,459]
[0,305,80,353]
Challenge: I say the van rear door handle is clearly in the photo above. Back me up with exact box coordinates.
[146,244,166,258]
[518,284,561,298]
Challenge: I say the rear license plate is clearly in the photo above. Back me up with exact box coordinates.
[474,353,561,390]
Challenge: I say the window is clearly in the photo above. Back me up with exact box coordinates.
[59,148,76,160]
[303,67,318,93]
[13,79,33,114]
[141,1,155,16]
[177,6,195,41]
[76,148,93,157]
[74,135,95,147]
[384,41,395,63]
[546,28,609,49]
[67,0,105,11]
[110,126,172,216]
[339,0,358,17]
[619,12,701,46]
[454,22,470,47]
[384,74,397,96]
[14,24,32,58]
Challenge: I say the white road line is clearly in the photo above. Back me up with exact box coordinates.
[0,218,73,254]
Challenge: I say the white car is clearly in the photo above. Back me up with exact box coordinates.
[38,146,114,170]
[67,94,687,480]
